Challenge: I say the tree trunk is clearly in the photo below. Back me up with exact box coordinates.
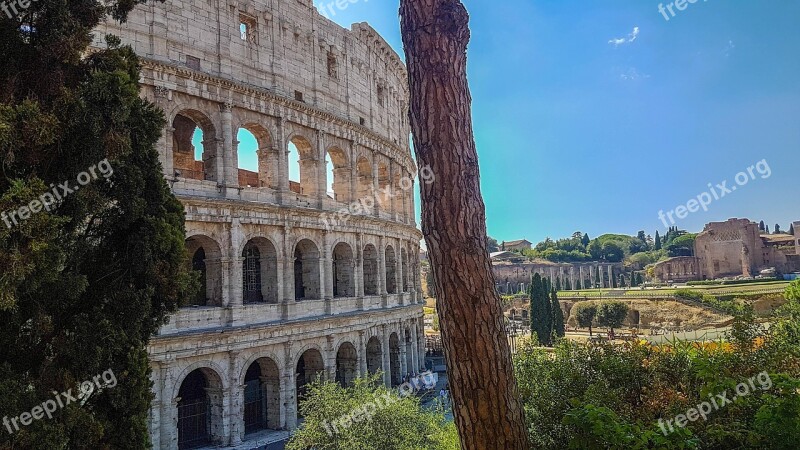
[399,1,531,449]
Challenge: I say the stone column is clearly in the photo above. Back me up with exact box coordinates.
[276,118,289,202]
[283,341,297,430]
[317,130,327,208]
[326,335,336,381]
[372,159,380,216]
[282,226,295,320]
[395,239,404,306]
[410,323,419,372]
[355,233,365,306]
[221,103,236,189]
[381,325,391,387]
[162,125,175,178]
[322,231,333,314]
[358,330,367,377]
[578,266,584,290]
[608,265,614,287]
[349,143,358,204]
[228,351,244,445]
[379,235,387,298]
[389,160,397,219]
[400,345,408,380]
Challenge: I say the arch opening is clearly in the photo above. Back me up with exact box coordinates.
[185,236,223,307]
[366,336,383,376]
[242,238,279,304]
[295,349,324,419]
[363,244,379,296]
[172,111,217,182]
[335,342,358,388]
[288,137,316,196]
[333,242,355,298]
[385,246,397,295]
[243,358,281,434]
[389,333,402,387]
[294,239,321,301]
[177,368,224,449]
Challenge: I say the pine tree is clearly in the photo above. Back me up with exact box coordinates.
[791,224,796,235]
[619,274,627,288]
[767,225,771,234]
[551,289,565,338]
[775,224,782,234]
[655,230,662,250]
[555,277,562,292]
[581,233,591,247]
[760,221,766,232]
[636,273,644,285]
[0,4,193,447]
[630,272,638,287]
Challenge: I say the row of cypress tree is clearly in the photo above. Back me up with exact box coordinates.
[529,273,565,346]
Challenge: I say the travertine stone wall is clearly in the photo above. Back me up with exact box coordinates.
[91,2,425,448]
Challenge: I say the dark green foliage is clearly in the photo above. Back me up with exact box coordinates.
[655,230,662,250]
[530,274,553,346]
[596,301,629,334]
[0,2,192,448]
[555,277,562,292]
[574,303,597,336]
[551,290,565,338]
[514,309,800,449]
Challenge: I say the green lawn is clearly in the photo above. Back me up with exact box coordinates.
[563,280,789,298]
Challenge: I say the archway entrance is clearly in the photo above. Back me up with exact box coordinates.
[295,349,324,418]
[366,336,382,376]
[335,342,358,387]
[243,358,281,435]
[389,333,401,386]
[177,368,223,449]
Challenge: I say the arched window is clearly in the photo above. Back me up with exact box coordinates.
[242,244,263,304]
[191,248,207,306]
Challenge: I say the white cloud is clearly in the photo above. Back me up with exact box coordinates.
[609,26,640,47]
[619,67,650,81]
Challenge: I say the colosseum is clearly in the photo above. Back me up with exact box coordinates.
[92,1,424,448]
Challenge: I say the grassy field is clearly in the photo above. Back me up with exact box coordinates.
[562,280,790,298]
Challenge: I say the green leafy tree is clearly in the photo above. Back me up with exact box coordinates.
[601,242,624,262]
[596,301,630,336]
[575,303,597,337]
[0,3,194,448]
[551,289,565,338]
[530,274,553,346]
[287,375,459,450]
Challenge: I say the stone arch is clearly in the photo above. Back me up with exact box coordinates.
[237,123,276,189]
[175,365,225,449]
[356,156,373,201]
[335,342,358,387]
[388,332,402,386]
[295,348,325,418]
[287,134,317,197]
[366,336,383,375]
[294,239,321,300]
[326,146,351,202]
[385,245,397,294]
[363,243,379,296]
[242,237,279,304]
[242,357,281,434]
[377,161,390,211]
[171,108,219,182]
[332,242,355,298]
[185,235,223,307]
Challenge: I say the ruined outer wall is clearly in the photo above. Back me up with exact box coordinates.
[92,0,410,151]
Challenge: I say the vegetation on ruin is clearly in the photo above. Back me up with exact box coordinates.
[287,375,459,450]
[514,282,800,449]
[0,1,192,448]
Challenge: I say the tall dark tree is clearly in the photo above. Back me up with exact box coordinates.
[555,276,562,292]
[0,1,193,447]
[530,274,553,346]
[581,233,591,247]
[767,225,771,234]
[551,289,565,338]
[760,221,766,232]
[400,1,530,447]
[655,230,662,250]
[791,224,795,236]
[775,224,782,234]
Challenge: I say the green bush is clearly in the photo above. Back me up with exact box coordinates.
[514,310,800,449]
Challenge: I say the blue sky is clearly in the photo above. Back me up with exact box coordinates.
[209,0,800,244]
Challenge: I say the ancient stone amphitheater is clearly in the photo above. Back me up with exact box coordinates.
[93,1,424,448]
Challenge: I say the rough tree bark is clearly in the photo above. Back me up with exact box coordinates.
[399,1,531,449]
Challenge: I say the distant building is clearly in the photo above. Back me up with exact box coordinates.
[502,239,532,252]
[653,218,800,282]
[490,251,525,263]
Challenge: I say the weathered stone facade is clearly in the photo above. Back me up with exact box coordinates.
[494,262,624,293]
[92,2,423,448]
[653,218,800,282]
